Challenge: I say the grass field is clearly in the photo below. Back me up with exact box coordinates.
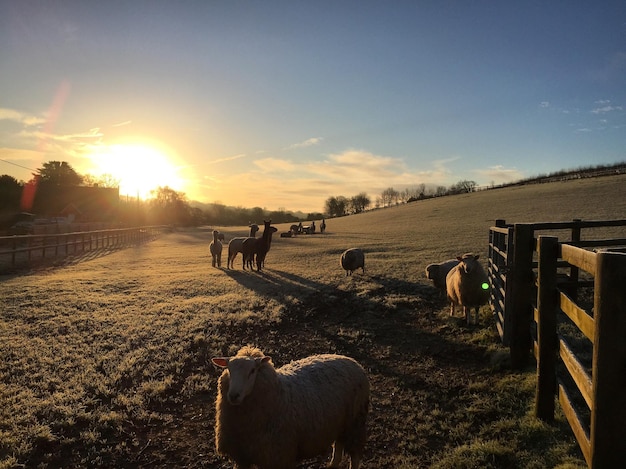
[1,174,625,468]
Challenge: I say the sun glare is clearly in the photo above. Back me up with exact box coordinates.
[89,143,185,199]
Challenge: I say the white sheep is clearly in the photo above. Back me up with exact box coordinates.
[227,224,259,269]
[209,230,223,268]
[340,248,365,276]
[212,346,369,469]
[446,253,490,325]
[425,259,460,292]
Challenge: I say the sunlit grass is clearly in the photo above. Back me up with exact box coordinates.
[1,174,624,467]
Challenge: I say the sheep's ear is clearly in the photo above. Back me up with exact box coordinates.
[211,357,229,368]
[456,256,463,261]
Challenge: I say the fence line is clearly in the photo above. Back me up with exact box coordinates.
[0,226,167,273]
[488,218,626,468]
[488,218,626,367]
[534,238,626,468]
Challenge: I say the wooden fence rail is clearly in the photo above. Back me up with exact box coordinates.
[488,218,626,367]
[534,238,626,468]
[0,226,167,273]
[488,218,626,468]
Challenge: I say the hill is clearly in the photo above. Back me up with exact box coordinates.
[1,174,625,468]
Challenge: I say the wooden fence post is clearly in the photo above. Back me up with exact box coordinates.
[590,251,626,468]
[568,219,582,300]
[510,223,535,369]
[535,236,558,421]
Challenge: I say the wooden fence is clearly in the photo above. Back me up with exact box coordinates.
[488,218,626,367]
[488,218,626,468]
[535,238,626,468]
[0,226,167,273]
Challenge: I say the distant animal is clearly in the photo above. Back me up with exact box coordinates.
[227,224,259,269]
[212,345,369,469]
[446,253,490,325]
[425,259,460,293]
[242,220,277,271]
[340,248,365,276]
[209,230,223,268]
[320,218,326,233]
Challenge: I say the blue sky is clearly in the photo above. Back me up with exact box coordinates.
[1,1,625,212]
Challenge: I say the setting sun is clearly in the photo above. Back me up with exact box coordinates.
[88,143,185,199]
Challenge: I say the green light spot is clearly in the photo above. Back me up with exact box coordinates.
[482,282,489,290]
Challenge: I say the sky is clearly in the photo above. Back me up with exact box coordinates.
[1,1,625,213]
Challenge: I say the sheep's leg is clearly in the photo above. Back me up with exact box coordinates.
[329,442,344,467]
[450,302,455,316]
[465,306,470,325]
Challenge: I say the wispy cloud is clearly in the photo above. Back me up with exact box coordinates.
[253,157,295,172]
[591,104,623,114]
[210,154,246,165]
[287,137,323,149]
[112,120,132,127]
[0,108,46,126]
[474,165,524,183]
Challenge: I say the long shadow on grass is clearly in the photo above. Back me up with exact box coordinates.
[221,266,490,395]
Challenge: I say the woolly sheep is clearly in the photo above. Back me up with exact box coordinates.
[340,248,365,276]
[425,259,460,292]
[446,253,490,325]
[212,346,369,469]
[209,230,223,268]
[227,224,259,269]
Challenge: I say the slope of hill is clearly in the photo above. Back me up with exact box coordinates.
[2,174,624,468]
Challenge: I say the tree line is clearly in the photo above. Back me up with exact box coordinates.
[0,161,322,230]
[324,180,478,217]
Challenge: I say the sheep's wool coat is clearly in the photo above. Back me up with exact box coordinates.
[215,347,369,469]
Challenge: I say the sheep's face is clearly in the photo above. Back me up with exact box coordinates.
[457,254,480,274]
[212,356,270,405]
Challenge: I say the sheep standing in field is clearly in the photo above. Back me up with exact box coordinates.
[209,230,223,268]
[425,259,460,294]
[340,248,365,276]
[446,253,490,325]
[212,346,369,469]
[227,224,259,269]
[242,220,278,271]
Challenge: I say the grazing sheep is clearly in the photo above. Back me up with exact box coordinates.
[446,253,490,325]
[227,224,259,269]
[212,346,369,469]
[209,230,223,268]
[425,259,460,293]
[340,248,365,276]
[242,220,277,271]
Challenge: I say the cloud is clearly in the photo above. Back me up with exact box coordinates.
[474,165,524,183]
[112,120,132,127]
[288,137,323,149]
[539,101,550,108]
[253,157,296,172]
[0,108,46,126]
[591,105,623,114]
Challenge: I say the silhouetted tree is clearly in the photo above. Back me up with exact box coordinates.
[149,186,192,225]
[37,161,83,187]
[324,196,349,217]
[0,175,23,211]
[350,192,371,213]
